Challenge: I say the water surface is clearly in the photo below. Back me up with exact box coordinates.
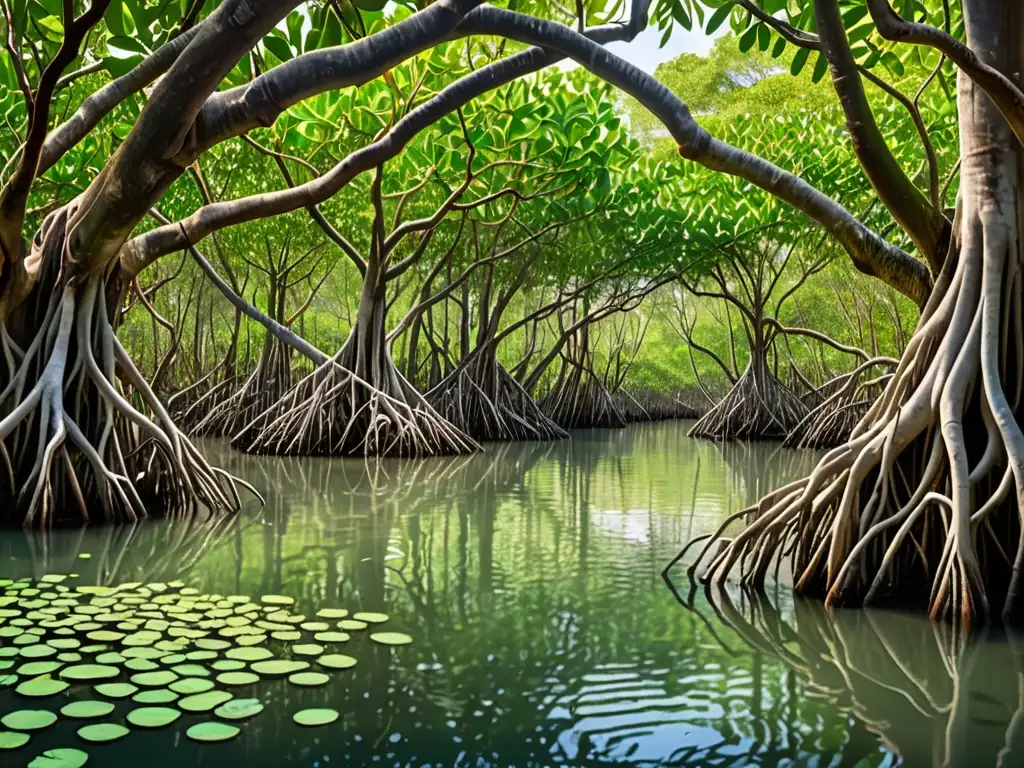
[1,422,1019,766]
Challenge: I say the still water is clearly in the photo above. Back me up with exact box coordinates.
[1,422,1021,766]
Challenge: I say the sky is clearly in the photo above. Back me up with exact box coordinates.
[559,22,725,74]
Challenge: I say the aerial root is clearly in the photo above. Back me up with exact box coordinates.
[540,365,626,430]
[234,349,479,457]
[0,275,246,526]
[689,361,808,441]
[426,352,567,442]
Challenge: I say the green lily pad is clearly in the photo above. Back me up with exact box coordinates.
[0,730,30,749]
[77,723,129,743]
[84,631,123,643]
[19,661,63,677]
[287,671,330,687]
[250,660,309,676]
[19,645,57,659]
[170,664,209,678]
[270,631,301,642]
[313,632,350,644]
[17,678,69,697]
[169,677,214,695]
[299,622,330,632]
[318,654,357,670]
[93,682,137,699]
[338,620,368,631]
[126,706,181,728]
[132,689,179,704]
[186,722,239,743]
[28,748,89,767]
[224,647,272,662]
[293,708,339,727]
[259,595,294,606]
[178,690,233,713]
[213,698,264,721]
[370,632,413,646]
[315,609,348,620]
[60,701,115,719]
[352,612,389,623]
[216,671,259,687]
[291,644,324,657]
[195,639,231,652]
[61,664,120,682]
[2,709,58,730]
[211,660,245,672]
[130,670,178,687]
[124,658,159,672]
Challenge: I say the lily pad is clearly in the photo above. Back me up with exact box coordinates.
[0,730,30,749]
[93,682,138,699]
[169,678,214,695]
[293,708,339,727]
[77,723,130,743]
[126,706,181,728]
[287,671,330,687]
[186,722,239,743]
[16,678,69,697]
[259,595,294,606]
[170,664,210,678]
[130,670,178,687]
[313,632,350,644]
[28,748,89,767]
[216,671,259,687]
[211,660,246,672]
[178,690,233,713]
[338,620,368,631]
[352,612,389,623]
[214,698,264,721]
[370,632,413,646]
[60,664,120,682]
[132,689,179,705]
[19,645,57,659]
[19,661,63,677]
[250,659,309,677]
[61,701,115,719]
[224,647,272,662]
[318,654,357,670]
[2,709,57,731]
[291,644,324,657]
[270,631,301,642]
[299,622,330,632]
[315,609,348,620]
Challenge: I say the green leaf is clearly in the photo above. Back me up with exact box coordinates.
[756,24,770,52]
[811,52,829,84]
[263,35,293,63]
[738,24,757,53]
[881,50,905,76]
[771,36,786,58]
[705,4,731,34]
[790,46,810,76]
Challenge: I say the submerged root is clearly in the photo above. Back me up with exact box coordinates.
[689,361,808,441]
[680,198,1024,629]
[426,351,567,442]
[234,347,479,457]
[0,274,246,527]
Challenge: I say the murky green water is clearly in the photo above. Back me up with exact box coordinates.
[2,422,1021,766]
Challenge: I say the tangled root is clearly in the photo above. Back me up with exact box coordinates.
[0,275,247,527]
[689,361,808,441]
[785,359,896,449]
[540,369,626,430]
[679,191,1024,629]
[234,351,479,457]
[426,351,567,442]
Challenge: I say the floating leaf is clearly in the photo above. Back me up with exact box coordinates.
[169,678,214,695]
[293,708,339,727]
[2,709,57,731]
[28,748,89,767]
[250,660,308,676]
[132,689,179,704]
[19,661,62,677]
[61,701,115,719]
[130,670,178,687]
[186,722,239,743]
[259,595,294,606]
[60,664,120,682]
[225,647,272,662]
[291,644,323,657]
[370,632,412,646]
[0,730,30,749]
[315,609,347,620]
[352,612,389,623]
[93,682,137,699]
[77,723,129,743]
[178,690,233,713]
[287,671,329,687]
[313,632,350,644]
[126,706,181,728]
[338,620,367,631]
[216,671,260,687]
[16,678,69,697]
[317,654,357,670]
[214,698,263,721]
[211,660,246,672]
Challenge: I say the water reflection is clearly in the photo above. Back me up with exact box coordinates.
[0,422,941,767]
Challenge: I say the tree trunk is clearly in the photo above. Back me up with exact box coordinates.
[691,0,1024,628]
